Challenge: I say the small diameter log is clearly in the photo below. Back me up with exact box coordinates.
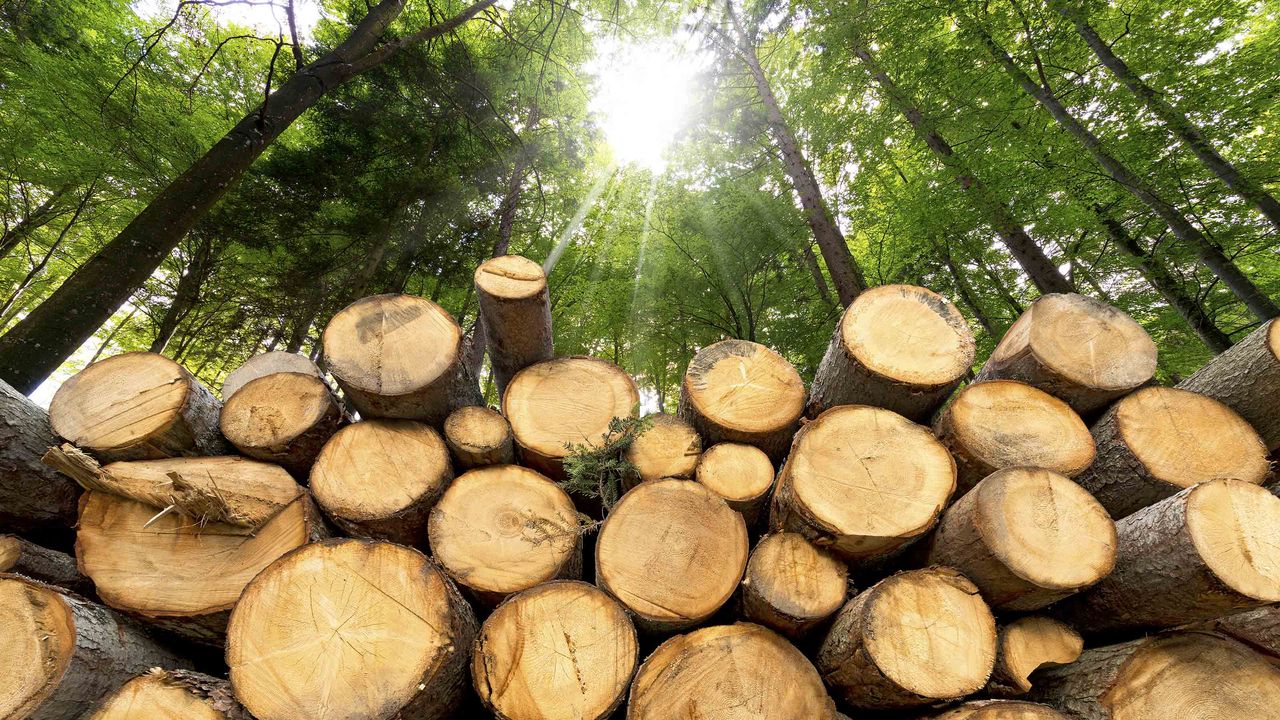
[1056,479,1280,634]
[0,575,191,720]
[1029,631,1280,720]
[473,581,638,720]
[1180,318,1280,450]
[679,340,806,459]
[1194,604,1280,658]
[809,284,976,422]
[740,532,848,639]
[88,669,251,720]
[48,352,227,462]
[933,380,1095,494]
[987,617,1083,697]
[622,412,702,490]
[923,467,1116,611]
[503,356,639,479]
[928,700,1069,719]
[321,293,476,423]
[0,534,93,595]
[628,623,839,720]
[596,479,748,633]
[227,539,477,720]
[974,293,1157,415]
[428,465,580,606]
[817,567,997,710]
[219,372,344,477]
[475,255,554,396]
[310,419,452,545]
[220,351,322,401]
[1075,386,1269,518]
[697,442,774,525]
[771,405,955,566]
[0,379,79,534]
[443,406,514,469]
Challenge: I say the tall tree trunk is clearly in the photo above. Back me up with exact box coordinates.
[854,45,1074,295]
[726,1,866,306]
[0,182,71,262]
[966,19,1279,321]
[800,240,837,307]
[1056,1,1280,233]
[0,0,498,394]
[150,234,219,355]
[286,285,322,354]
[941,242,998,336]
[88,306,139,364]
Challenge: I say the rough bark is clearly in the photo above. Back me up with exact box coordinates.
[1192,604,1280,659]
[0,535,92,596]
[1178,319,1280,450]
[0,379,81,535]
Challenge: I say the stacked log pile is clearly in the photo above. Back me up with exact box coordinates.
[1,254,1278,720]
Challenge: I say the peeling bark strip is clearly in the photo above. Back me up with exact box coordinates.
[1178,318,1280,450]
[0,378,80,534]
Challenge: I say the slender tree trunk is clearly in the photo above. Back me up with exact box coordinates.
[800,241,838,307]
[88,306,138,364]
[942,243,998,336]
[967,19,1279,321]
[150,234,219,355]
[0,0,498,394]
[0,183,71,261]
[1056,1,1280,232]
[286,286,322,354]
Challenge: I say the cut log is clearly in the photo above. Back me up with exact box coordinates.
[1075,386,1269,518]
[696,442,774,525]
[76,491,324,644]
[923,467,1116,611]
[974,293,1157,414]
[596,479,748,633]
[48,352,228,462]
[321,293,475,423]
[809,284,975,422]
[226,539,477,720]
[472,581,638,720]
[987,617,1083,697]
[933,380,1095,494]
[310,419,452,545]
[443,405,514,469]
[770,405,955,565]
[679,340,806,459]
[428,464,580,606]
[474,255,554,396]
[1029,631,1280,720]
[220,351,322,401]
[621,412,702,489]
[0,378,80,534]
[503,356,639,479]
[1179,318,1280,450]
[816,567,997,710]
[1056,479,1280,633]
[740,532,848,638]
[88,669,251,720]
[928,700,1069,719]
[1194,604,1280,658]
[0,534,93,595]
[0,575,190,720]
[627,623,838,719]
[219,372,345,477]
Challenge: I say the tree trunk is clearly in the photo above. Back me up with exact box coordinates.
[219,371,346,477]
[986,617,1083,697]
[1177,318,1280,450]
[220,350,322,400]
[149,234,220,355]
[0,182,96,322]
[943,245,998,335]
[0,182,71,262]
[442,406,515,469]
[474,255,554,397]
[931,701,1069,719]
[740,532,848,639]
[0,379,81,535]
[621,412,702,489]
[695,441,774,526]
[801,240,838,307]
[87,669,252,720]
[0,535,93,596]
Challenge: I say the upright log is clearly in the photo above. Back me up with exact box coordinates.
[1179,318,1280,450]
[928,701,1069,719]
[227,539,477,720]
[987,617,1083,697]
[696,442,774,525]
[443,405,514,469]
[0,379,80,534]
[740,532,848,638]
[0,534,93,595]
[1075,386,1270,518]
[219,372,345,477]
[679,339,806,459]
[622,412,702,489]
[88,669,251,720]
[220,351,322,401]
[48,352,227,461]
[809,284,975,421]
[474,255,554,396]
[974,294,1157,414]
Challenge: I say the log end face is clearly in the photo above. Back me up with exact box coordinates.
[998,617,1083,694]
[321,294,461,400]
[697,442,773,505]
[443,406,512,462]
[49,352,193,456]
[504,356,639,464]
[220,372,336,451]
[624,413,702,484]
[89,672,227,720]
[840,284,975,387]
[0,575,74,720]
[1187,479,1280,604]
[311,419,451,525]
[221,351,321,401]
[1025,293,1157,395]
[474,255,548,300]
[743,532,848,630]
[930,700,1069,719]
[681,340,805,439]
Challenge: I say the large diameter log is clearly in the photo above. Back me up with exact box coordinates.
[0,379,79,534]
[923,467,1116,611]
[679,339,806,459]
[443,405,514,469]
[697,442,774,525]
[1029,631,1280,720]
[817,567,997,710]
[622,412,702,489]
[1075,386,1269,518]
[809,284,975,421]
[0,575,191,720]
[0,534,93,595]
[472,581,638,720]
[428,464,580,606]
[1179,318,1280,450]
[933,380,1095,494]
[596,479,748,633]
[48,352,228,462]
[974,293,1157,414]
[987,617,1083,697]
[475,255,554,396]
[88,669,251,720]
[1056,479,1280,633]
[310,419,452,545]
[503,356,639,479]
[1194,604,1280,658]
[740,532,848,638]
[628,623,839,720]
[771,405,955,565]
[321,294,477,423]
[227,538,477,720]
[219,372,345,477]
[928,701,1069,719]
[220,351,322,401]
